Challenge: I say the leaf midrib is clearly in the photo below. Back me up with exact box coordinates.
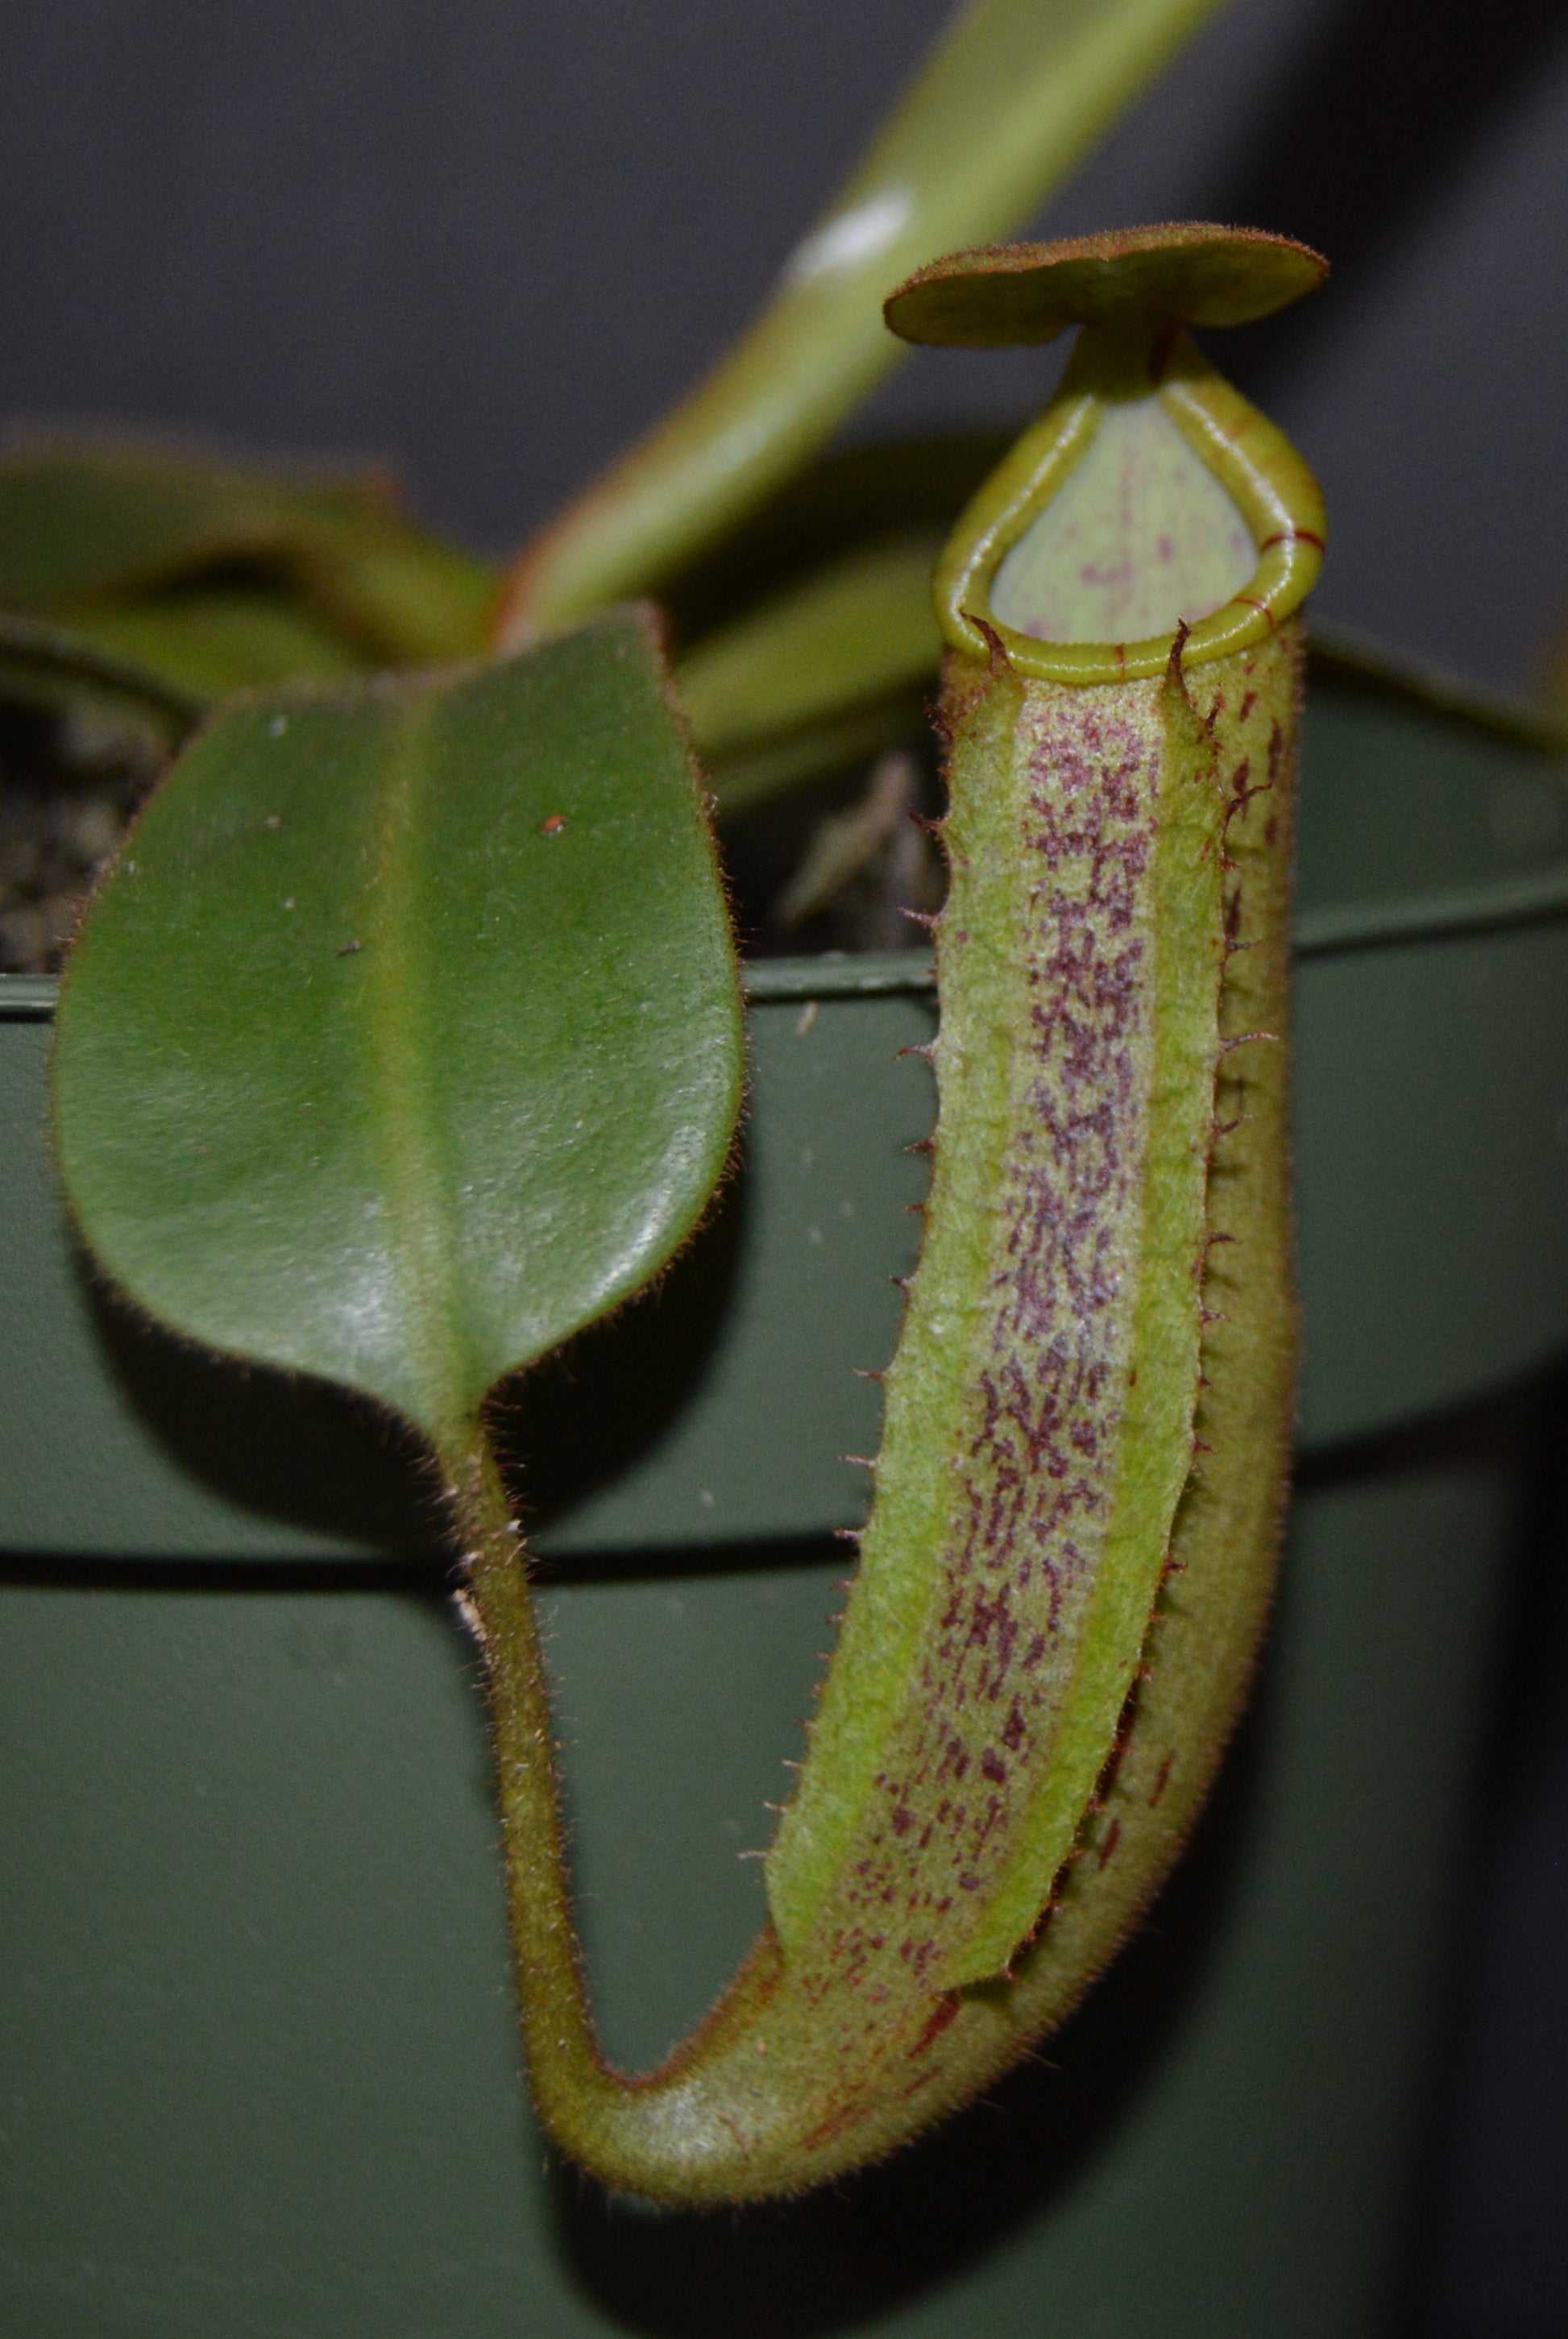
[360,689,468,1445]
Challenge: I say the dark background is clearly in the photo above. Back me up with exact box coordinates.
[2,2,1566,2329]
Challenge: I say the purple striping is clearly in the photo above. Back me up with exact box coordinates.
[824,691,1173,1964]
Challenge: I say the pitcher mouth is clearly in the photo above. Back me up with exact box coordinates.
[935,328,1325,686]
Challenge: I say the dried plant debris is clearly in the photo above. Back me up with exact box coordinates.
[0,703,164,973]
[771,748,944,945]
[720,738,947,957]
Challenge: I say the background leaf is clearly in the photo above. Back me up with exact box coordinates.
[0,608,204,740]
[52,612,743,1455]
[58,587,370,697]
[678,529,941,794]
[0,436,499,678]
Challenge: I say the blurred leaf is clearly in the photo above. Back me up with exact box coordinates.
[294,513,500,665]
[501,0,1231,635]
[706,693,928,818]
[678,529,942,758]
[58,587,371,696]
[0,437,295,603]
[52,613,744,1454]
[0,607,204,742]
[0,437,500,670]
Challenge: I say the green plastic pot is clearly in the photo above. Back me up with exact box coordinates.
[4,641,1568,2335]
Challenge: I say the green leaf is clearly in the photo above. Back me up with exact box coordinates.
[0,438,289,603]
[0,607,205,740]
[502,0,1232,634]
[703,695,928,819]
[59,587,373,696]
[292,510,500,666]
[0,438,500,669]
[52,612,744,1455]
[678,528,942,761]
